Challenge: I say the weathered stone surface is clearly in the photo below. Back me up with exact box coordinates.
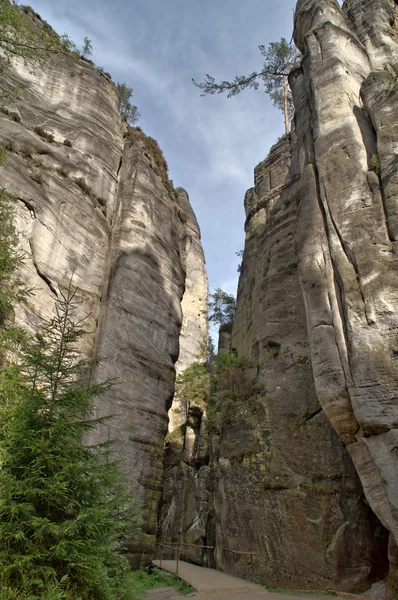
[85,130,188,555]
[173,187,208,376]
[167,187,208,434]
[292,0,398,585]
[0,53,122,353]
[159,2,397,587]
[217,327,231,356]
[158,185,209,555]
[0,50,206,557]
[218,134,387,591]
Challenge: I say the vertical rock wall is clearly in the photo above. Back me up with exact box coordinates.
[161,0,397,589]
[224,132,387,590]
[0,46,205,557]
[159,188,210,560]
[292,0,398,584]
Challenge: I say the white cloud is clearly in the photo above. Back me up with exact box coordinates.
[27,0,296,296]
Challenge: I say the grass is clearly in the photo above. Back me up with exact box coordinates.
[118,567,194,599]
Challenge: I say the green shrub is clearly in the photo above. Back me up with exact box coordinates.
[33,126,55,143]
[3,140,16,153]
[63,138,72,147]
[177,352,258,436]
[176,362,211,411]
[21,144,34,158]
[116,82,139,126]
[370,153,381,175]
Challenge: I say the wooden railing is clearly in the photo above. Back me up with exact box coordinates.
[158,543,180,574]
[157,541,255,582]
[157,541,214,574]
[222,548,256,582]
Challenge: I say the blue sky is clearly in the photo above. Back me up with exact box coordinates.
[26,0,297,297]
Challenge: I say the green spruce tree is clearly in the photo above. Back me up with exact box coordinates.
[0,285,140,600]
[0,189,28,352]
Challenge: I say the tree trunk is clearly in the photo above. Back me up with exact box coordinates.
[283,75,289,135]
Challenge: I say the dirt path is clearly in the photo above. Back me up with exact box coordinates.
[152,559,267,594]
[151,560,336,600]
[144,587,185,599]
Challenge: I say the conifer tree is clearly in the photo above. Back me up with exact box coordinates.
[193,38,300,135]
[0,189,28,355]
[0,285,140,599]
[208,288,236,328]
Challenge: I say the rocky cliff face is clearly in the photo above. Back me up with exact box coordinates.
[2,1,398,590]
[159,187,209,560]
[158,0,398,591]
[224,133,387,591]
[291,0,398,585]
[0,47,206,557]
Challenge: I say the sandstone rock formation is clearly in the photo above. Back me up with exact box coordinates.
[2,0,398,590]
[159,0,398,590]
[223,135,387,591]
[159,186,209,560]
[0,47,205,557]
[292,0,398,585]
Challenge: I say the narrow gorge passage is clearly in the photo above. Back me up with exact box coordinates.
[0,0,397,598]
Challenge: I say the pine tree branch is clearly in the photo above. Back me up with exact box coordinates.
[193,68,288,97]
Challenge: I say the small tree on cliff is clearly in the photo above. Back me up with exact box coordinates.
[193,38,300,135]
[0,285,140,599]
[0,0,75,72]
[81,35,93,59]
[208,288,236,328]
[116,82,140,126]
